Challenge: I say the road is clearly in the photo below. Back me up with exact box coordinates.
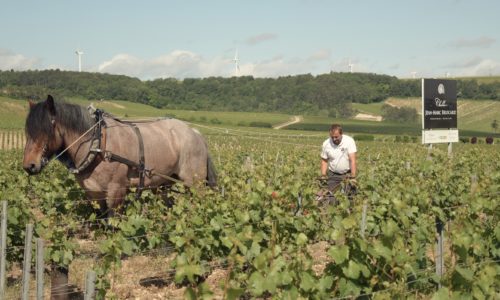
[273,115,303,129]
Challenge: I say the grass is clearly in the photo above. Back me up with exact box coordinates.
[0,96,29,129]
[384,97,500,133]
[1,95,497,136]
[288,117,421,136]
[352,102,385,115]
[0,96,291,129]
[455,76,500,84]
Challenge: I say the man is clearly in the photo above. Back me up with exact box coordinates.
[320,124,357,196]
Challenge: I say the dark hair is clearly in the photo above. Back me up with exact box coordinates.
[330,124,343,134]
[26,98,95,139]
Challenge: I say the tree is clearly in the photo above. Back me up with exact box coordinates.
[492,119,498,133]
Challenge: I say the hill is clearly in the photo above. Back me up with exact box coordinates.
[0,96,292,129]
[384,97,500,133]
[2,96,497,137]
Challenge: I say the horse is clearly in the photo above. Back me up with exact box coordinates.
[23,95,217,216]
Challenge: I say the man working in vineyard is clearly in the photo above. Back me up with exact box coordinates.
[319,124,357,203]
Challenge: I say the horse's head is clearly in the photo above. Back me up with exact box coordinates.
[23,95,64,175]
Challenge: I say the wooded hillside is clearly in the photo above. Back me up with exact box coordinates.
[1,70,498,116]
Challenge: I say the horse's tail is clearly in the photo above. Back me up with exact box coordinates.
[206,154,217,188]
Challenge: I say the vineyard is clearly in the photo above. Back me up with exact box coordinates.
[0,128,498,299]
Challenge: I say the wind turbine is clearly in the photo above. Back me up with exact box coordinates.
[348,59,353,73]
[75,50,84,72]
[233,49,240,76]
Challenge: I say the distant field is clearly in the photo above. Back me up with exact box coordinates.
[384,97,500,133]
[352,102,385,115]
[67,97,292,126]
[0,97,291,129]
[0,97,29,129]
[1,96,497,136]
[289,116,421,136]
[455,76,500,84]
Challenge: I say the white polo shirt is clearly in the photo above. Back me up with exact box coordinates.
[320,134,357,174]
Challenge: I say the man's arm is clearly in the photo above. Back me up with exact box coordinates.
[321,158,328,177]
[348,152,357,177]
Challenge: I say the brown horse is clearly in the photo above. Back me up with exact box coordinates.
[23,95,217,215]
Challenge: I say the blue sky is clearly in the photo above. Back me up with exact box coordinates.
[1,0,499,80]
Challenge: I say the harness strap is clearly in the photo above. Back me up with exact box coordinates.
[104,152,139,168]
[130,123,145,199]
[68,110,104,174]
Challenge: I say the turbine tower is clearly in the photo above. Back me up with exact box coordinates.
[233,49,240,76]
[75,50,84,72]
[411,71,417,79]
[348,59,353,73]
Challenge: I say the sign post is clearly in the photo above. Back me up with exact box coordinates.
[422,79,458,155]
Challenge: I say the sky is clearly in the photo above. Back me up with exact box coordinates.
[1,0,499,80]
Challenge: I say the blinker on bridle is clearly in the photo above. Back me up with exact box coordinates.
[39,119,56,168]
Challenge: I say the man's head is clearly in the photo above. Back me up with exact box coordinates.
[329,124,343,145]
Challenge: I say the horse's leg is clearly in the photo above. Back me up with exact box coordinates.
[106,182,127,218]
[177,154,207,187]
[152,185,175,208]
[83,191,109,223]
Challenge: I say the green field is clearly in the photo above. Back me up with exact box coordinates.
[1,97,292,129]
[455,75,500,84]
[352,102,385,115]
[0,96,30,129]
[384,97,500,134]
[1,96,498,137]
[289,116,421,136]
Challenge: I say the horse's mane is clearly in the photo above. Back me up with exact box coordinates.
[25,100,95,138]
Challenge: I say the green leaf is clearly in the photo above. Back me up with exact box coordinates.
[296,233,308,246]
[370,240,392,260]
[318,275,333,292]
[226,288,245,300]
[341,216,357,229]
[249,272,265,296]
[328,245,349,264]
[342,261,361,280]
[184,287,196,300]
[431,287,451,300]
[299,272,316,292]
[455,265,474,282]
[220,236,233,249]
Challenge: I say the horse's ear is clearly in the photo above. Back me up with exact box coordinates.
[28,100,35,109]
[45,95,56,116]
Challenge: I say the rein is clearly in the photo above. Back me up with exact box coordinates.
[42,118,103,168]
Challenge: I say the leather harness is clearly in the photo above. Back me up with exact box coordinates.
[68,109,183,199]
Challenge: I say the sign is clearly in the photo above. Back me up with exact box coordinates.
[422,79,459,144]
[422,79,457,129]
[422,129,458,143]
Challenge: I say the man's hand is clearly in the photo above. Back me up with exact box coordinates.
[347,176,357,187]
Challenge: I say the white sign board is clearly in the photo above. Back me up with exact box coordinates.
[422,129,459,144]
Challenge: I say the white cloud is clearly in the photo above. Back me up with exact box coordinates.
[97,49,338,79]
[456,58,500,76]
[98,51,233,79]
[444,56,483,69]
[307,49,331,62]
[448,36,496,49]
[0,49,40,70]
[245,33,278,46]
